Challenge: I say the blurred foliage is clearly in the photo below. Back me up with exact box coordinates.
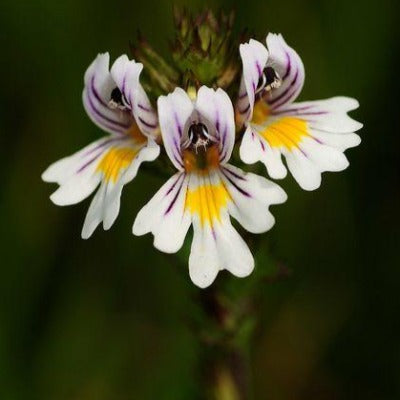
[0,0,399,399]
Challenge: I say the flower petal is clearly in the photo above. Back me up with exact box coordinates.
[82,53,133,135]
[264,33,305,110]
[196,86,236,164]
[237,39,269,122]
[42,137,117,205]
[132,172,192,253]
[110,55,159,138]
[189,216,254,288]
[185,171,254,288]
[284,148,324,190]
[274,97,363,133]
[157,88,194,170]
[80,138,159,238]
[219,164,287,233]
[240,126,288,179]
[241,96,362,190]
[43,133,158,236]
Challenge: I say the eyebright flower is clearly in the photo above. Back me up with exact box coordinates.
[132,87,287,288]
[237,34,363,190]
[42,53,160,238]
[42,9,362,289]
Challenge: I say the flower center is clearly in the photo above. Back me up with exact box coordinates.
[182,122,220,172]
[183,145,220,173]
[108,87,128,111]
[187,123,216,153]
[256,66,282,95]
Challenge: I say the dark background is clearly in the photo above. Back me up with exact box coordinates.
[0,0,399,399]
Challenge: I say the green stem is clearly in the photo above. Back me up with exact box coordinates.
[212,347,251,400]
[197,286,254,400]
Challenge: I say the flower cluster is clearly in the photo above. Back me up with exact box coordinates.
[42,16,362,288]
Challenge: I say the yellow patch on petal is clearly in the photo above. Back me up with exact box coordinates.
[97,147,138,183]
[259,117,309,150]
[186,180,231,226]
[251,101,270,125]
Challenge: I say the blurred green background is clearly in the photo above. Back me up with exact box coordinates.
[0,0,399,399]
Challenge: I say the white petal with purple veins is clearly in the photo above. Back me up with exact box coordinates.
[111,55,159,138]
[82,53,133,135]
[132,172,191,253]
[265,33,305,110]
[42,137,116,205]
[240,95,362,190]
[277,97,363,133]
[240,127,288,179]
[237,39,269,121]
[220,164,287,233]
[311,131,361,152]
[157,88,194,170]
[196,86,236,164]
[80,138,159,238]
[42,137,115,185]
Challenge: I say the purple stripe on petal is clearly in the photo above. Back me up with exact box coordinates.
[222,171,251,198]
[221,126,227,149]
[77,152,103,173]
[171,140,184,168]
[273,105,314,115]
[90,76,109,108]
[256,60,262,76]
[312,136,324,145]
[82,137,121,158]
[238,103,251,115]
[165,173,184,196]
[219,150,227,162]
[273,105,328,117]
[122,75,127,98]
[138,116,157,129]
[219,129,228,163]
[223,167,246,181]
[282,52,291,80]
[138,103,152,112]
[269,68,299,107]
[85,95,126,134]
[299,147,308,157]
[270,79,300,110]
[86,89,131,131]
[174,112,183,137]
[297,111,327,116]
[174,155,184,168]
[172,137,184,166]
[238,91,247,99]
[164,175,185,215]
[260,138,266,152]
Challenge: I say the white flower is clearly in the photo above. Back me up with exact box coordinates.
[237,34,363,191]
[133,86,287,288]
[42,53,160,238]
